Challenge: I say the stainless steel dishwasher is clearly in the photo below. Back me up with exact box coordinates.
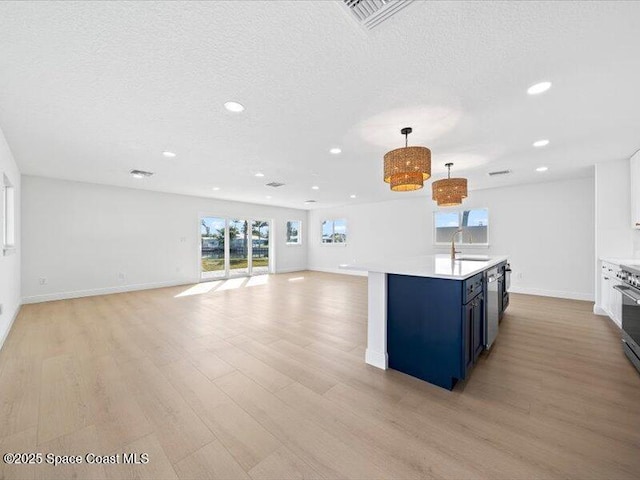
[485,266,502,349]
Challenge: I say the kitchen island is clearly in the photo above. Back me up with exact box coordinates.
[342,254,509,390]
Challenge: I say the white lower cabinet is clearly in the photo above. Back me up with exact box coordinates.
[610,278,623,327]
[600,261,622,327]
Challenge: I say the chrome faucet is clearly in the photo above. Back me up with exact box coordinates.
[451,228,473,261]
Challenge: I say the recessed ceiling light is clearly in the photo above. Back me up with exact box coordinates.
[350,194,357,199]
[265,195,272,199]
[255,172,264,177]
[311,185,319,190]
[224,101,245,112]
[533,139,550,147]
[212,187,220,191]
[162,151,176,158]
[329,147,342,154]
[536,166,549,172]
[527,81,552,95]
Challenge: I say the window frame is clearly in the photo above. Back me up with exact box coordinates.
[2,174,16,255]
[321,218,348,245]
[433,208,489,247]
[285,220,302,246]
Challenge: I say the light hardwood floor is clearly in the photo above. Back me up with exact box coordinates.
[1,271,639,480]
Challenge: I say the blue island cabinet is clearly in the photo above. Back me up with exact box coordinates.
[387,272,485,390]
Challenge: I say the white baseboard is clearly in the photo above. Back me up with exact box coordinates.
[365,348,388,370]
[309,267,368,277]
[593,304,608,316]
[21,269,313,304]
[592,304,622,328]
[509,286,594,302]
[22,280,193,304]
[0,303,21,352]
[275,267,307,274]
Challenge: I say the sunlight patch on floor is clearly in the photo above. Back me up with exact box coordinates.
[175,275,272,297]
[174,281,223,297]
[217,277,248,291]
[246,275,269,287]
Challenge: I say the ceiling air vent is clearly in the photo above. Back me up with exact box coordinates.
[266,181,285,188]
[304,200,317,204]
[488,170,512,177]
[130,169,154,178]
[342,0,414,30]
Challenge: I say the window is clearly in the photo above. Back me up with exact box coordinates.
[286,220,302,245]
[322,219,347,244]
[2,174,15,252]
[434,208,488,245]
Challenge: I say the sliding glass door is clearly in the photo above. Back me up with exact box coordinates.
[229,219,249,276]
[200,216,270,280]
[200,217,226,279]
[252,220,270,275]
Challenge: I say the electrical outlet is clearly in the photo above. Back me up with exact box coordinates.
[0,304,3,315]
[39,277,47,285]
[516,272,523,280]
[117,272,126,280]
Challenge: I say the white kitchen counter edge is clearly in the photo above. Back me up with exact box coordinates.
[340,254,509,280]
[600,257,640,266]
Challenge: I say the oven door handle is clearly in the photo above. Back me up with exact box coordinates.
[613,285,640,305]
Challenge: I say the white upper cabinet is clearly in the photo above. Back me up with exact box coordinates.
[631,150,640,229]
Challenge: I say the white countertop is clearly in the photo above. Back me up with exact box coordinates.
[340,254,509,280]
[601,257,640,267]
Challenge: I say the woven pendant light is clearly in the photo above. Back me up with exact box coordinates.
[432,163,468,207]
[384,127,431,192]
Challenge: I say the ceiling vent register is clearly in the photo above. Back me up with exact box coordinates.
[129,169,154,178]
[342,0,414,29]
[488,170,512,177]
[266,182,286,188]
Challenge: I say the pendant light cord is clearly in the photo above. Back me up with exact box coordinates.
[446,163,453,179]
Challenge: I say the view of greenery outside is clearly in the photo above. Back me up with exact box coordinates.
[202,257,268,271]
[321,219,347,243]
[228,219,248,272]
[286,220,300,244]
[200,218,270,273]
[201,217,226,273]
[251,220,269,272]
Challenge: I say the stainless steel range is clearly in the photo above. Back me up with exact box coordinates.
[614,264,640,373]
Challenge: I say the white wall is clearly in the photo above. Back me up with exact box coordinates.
[309,176,595,301]
[0,127,21,349]
[22,176,308,303]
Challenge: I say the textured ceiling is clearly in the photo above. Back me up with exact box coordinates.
[0,1,639,209]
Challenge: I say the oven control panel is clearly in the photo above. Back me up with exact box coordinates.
[619,267,640,288]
